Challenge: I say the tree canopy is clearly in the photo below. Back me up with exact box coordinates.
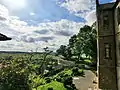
[56,24,97,69]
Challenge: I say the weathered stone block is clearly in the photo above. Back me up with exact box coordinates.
[99,66,117,90]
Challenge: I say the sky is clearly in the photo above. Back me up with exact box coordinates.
[0,0,115,52]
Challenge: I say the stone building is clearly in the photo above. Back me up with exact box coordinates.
[96,0,120,89]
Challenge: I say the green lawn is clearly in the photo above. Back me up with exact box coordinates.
[33,81,66,90]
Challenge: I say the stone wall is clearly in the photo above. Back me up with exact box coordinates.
[97,2,118,90]
[115,3,120,90]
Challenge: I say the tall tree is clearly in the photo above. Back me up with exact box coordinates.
[56,24,97,68]
[77,25,97,60]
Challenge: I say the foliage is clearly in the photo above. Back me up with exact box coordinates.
[36,81,66,90]
[56,45,72,60]
[0,52,79,90]
[0,52,55,90]
[0,56,30,90]
[77,25,97,61]
[53,68,84,90]
[56,25,97,70]
[28,74,46,89]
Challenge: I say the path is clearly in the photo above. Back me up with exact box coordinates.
[73,70,98,90]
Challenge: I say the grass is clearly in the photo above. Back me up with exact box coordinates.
[35,81,66,90]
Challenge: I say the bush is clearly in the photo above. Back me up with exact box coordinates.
[37,81,66,90]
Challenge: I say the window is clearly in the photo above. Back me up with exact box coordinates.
[103,15,109,30]
[104,44,111,59]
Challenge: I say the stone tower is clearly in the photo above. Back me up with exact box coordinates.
[96,0,118,89]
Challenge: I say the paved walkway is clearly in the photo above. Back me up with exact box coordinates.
[73,70,98,90]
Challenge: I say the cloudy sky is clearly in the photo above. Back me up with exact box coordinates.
[0,0,115,52]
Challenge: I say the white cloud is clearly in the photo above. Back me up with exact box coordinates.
[0,4,84,52]
[0,0,27,11]
[0,4,9,20]
[30,12,35,16]
[85,10,96,25]
[59,0,95,13]
[57,0,96,25]
[111,0,116,2]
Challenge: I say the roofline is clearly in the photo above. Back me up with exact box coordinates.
[96,0,99,7]
[113,0,120,8]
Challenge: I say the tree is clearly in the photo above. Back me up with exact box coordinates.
[77,25,97,60]
[56,24,97,69]
[56,45,72,60]
[72,25,97,69]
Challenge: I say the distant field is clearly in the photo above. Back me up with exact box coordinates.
[0,52,57,60]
